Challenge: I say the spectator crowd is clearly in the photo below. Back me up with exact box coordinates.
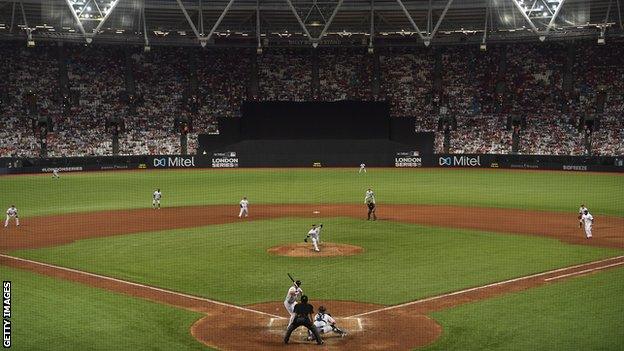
[0,40,622,157]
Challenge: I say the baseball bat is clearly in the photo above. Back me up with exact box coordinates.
[287,273,302,290]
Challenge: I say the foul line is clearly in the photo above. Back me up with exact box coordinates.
[0,254,284,319]
[543,261,624,282]
[349,255,624,318]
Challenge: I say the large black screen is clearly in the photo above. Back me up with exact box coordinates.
[240,101,390,139]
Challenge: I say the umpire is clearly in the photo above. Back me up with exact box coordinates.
[284,295,323,345]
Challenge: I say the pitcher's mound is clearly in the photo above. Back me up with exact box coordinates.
[267,243,364,257]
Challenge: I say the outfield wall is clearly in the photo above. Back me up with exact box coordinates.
[1,153,623,174]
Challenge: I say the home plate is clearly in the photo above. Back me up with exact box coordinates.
[313,211,320,214]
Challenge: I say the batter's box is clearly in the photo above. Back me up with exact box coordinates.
[267,317,363,340]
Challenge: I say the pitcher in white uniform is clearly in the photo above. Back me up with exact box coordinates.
[284,280,303,326]
[238,197,249,218]
[152,189,162,209]
[305,224,323,252]
[5,205,19,228]
[581,210,594,239]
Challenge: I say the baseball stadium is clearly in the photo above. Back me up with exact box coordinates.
[1,0,624,350]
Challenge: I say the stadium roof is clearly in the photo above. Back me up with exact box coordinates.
[0,0,622,47]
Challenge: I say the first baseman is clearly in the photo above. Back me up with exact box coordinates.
[581,209,594,239]
[305,224,323,252]
[284,280,303,327]
[5,205,19,227]
[152,189,162,209]
[239,196,249,218]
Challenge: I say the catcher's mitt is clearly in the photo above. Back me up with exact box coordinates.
[304,237,308,242]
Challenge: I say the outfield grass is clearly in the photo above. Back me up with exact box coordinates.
[1,169,623,217]
[0,266,211,351]
[11,218,622,305]
[422,266,624,351]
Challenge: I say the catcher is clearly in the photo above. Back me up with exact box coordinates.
[365,188,376,220]
[307,306,347,340]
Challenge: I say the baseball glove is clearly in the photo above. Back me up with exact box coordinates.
[304,237,308,242]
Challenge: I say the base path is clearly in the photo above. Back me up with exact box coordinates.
[2,204,623,251]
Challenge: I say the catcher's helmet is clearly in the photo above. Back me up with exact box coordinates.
[584,210,588,214]
[318,306,326,313]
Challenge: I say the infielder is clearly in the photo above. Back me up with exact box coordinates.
[304,224,323,252]
[284,280,303,327]
[307,306,347,339]
[581,209,594,239]
[239,196,249,218]
[578,204,588,228]
[359,163,366,173]
[5,205,19,228]
[152,189,162,209]
[52,168,60,179]
[365,188,376,220]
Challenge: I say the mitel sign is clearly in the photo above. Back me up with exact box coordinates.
[438,156,481,167]
[153,156,196,168]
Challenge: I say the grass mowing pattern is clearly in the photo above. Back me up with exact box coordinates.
[1,266,211,351]
[11,218,622,305]
[2,169,623,217]
[422,267,624,351]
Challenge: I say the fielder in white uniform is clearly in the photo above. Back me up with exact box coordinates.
[52,168,60,179]
[581,210,593,239]
[284,280,303,326]
[305,224,323,252]
[5,205,19,227]
[152,189,162,209]
[359,163,366,173]
[308,306,347,339]
[578,204,588,228]
[239,197,249,218]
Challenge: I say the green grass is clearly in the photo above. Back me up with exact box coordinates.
[1,168,623,217]
[422,266,624,351]
[11,218,622,305]
[0,265,211,351]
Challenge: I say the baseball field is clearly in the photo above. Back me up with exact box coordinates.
[1,168,623,350]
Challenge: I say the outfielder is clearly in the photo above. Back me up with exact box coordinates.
[152,189,162,209]
[304,224,323,252]
[365,188,376,221]
[5,205,19,228]
[52,168,60,179]
[578,204,588,228]
[284,280,303,327]
[239,196,249,218]
[581,209,594,239]
[359,163,366,173]
[308,306,347,339]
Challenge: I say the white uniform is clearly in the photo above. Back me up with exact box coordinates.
[238,199,249,218]
[581,212,593,239]
[152,190,162,209]
[52,168,60,178]
[359,163,366,173]
[314,312,337,334]
[5,207,19,227]
[578,206,588,226]
[284,284,303,326]
[364,190,375,204]
[308,226,322,252]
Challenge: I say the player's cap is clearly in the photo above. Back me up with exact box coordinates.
[584,210,588,214]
